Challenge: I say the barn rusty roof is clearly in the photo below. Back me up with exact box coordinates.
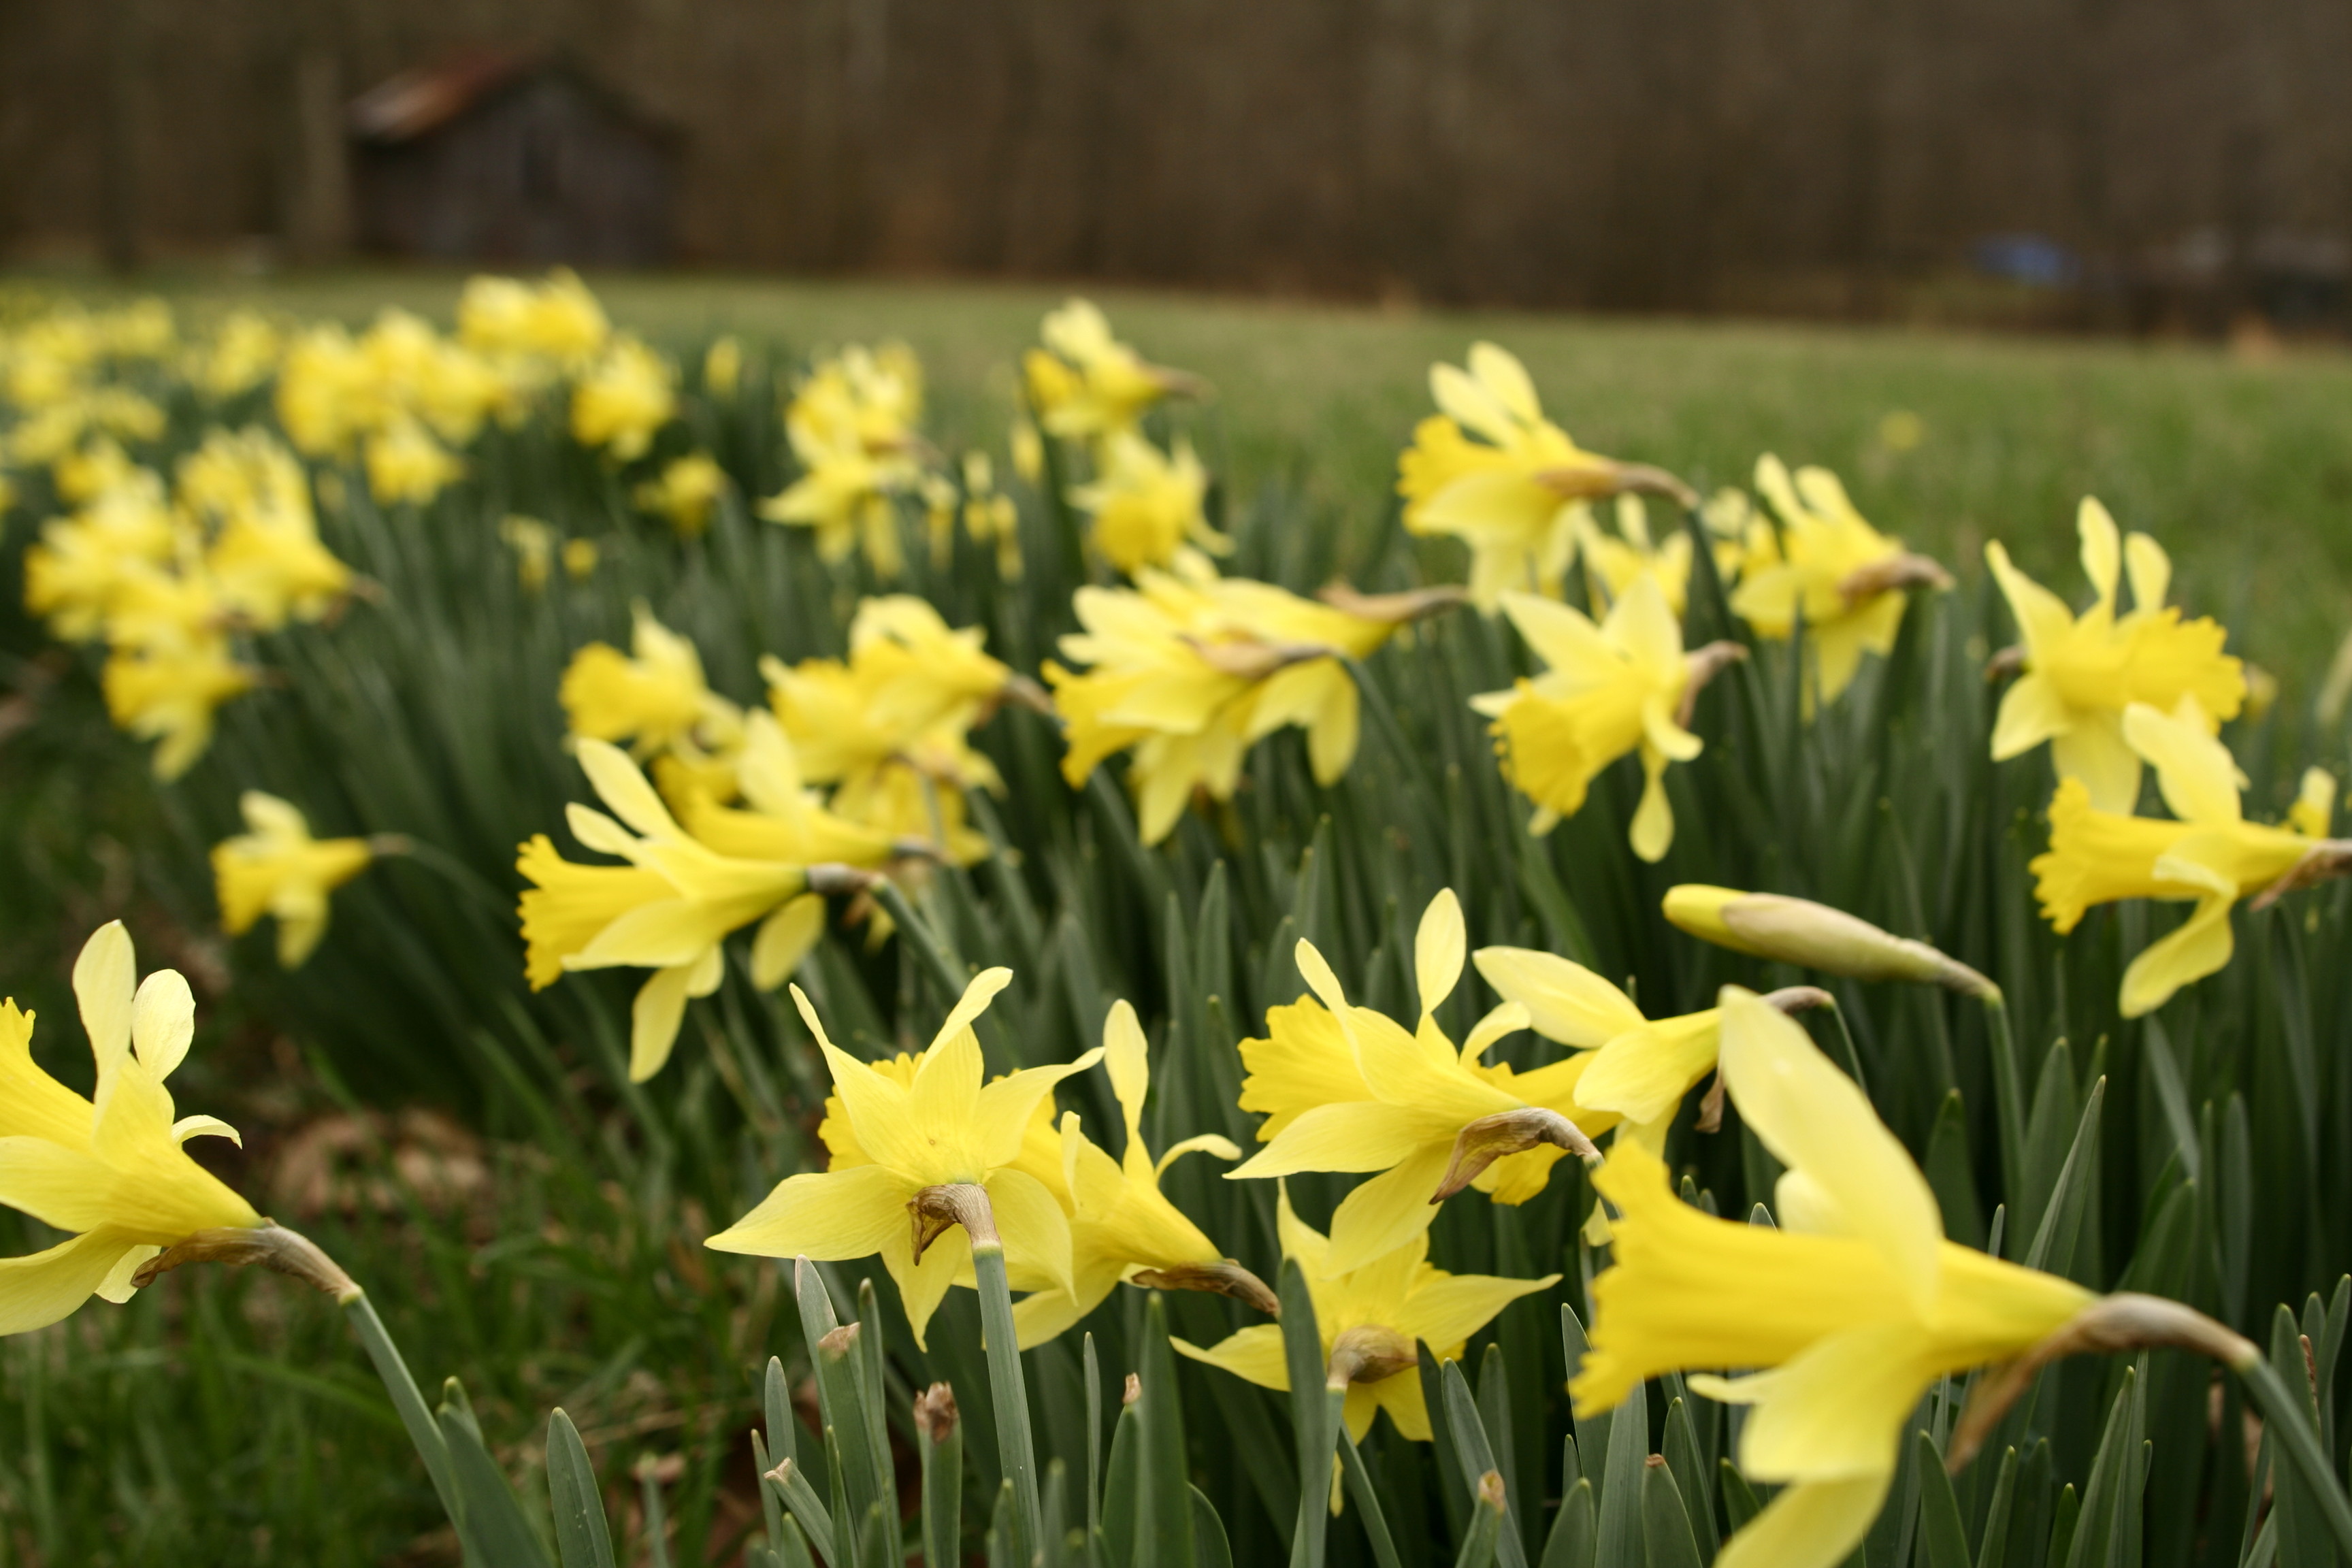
[346,52,541,144]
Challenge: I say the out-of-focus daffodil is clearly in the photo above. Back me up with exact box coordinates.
[182,428,352,630]
[458,269,610,367]
[1985,499,2244,811]
[706,970,1103,1348]
[102,634,252,780]
[1011,1000,1258,1347]
[1071,431,1229,576]
[1231,892,1610,1271]
[570,336,676,461]
[676,710,898,868]
[1175,1183,1556,1457]
[1699,486,1774,585]
[1047,572,1450,845]
[517,740,820,1080]
[190,310,281,399]
[22,468,176,640]
[1023,299,1194,443]
[559,604,744,763]
[363,416,463,506]
[2032,698,2342,1016]
[759,345,930,579]
[1396,343,1694,611]
[1575,495,1693,615]
[500,515,557,591]
[1575,989,2094,1568]
[0,922,265,1333]
[703,336,743,399]
[212,791,381,967]
[1729,455,1948,713]
[1471,578,1742,861]
[633,453,728,538]
[961,450,1023,578]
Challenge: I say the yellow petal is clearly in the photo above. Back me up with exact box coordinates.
[2077,498,2122,610]
[1366,1372,1431,1442]
[1458,1002,1530,1066]
[1322,1145,1455,1274]
[577,738,686,840]
[1716,990,1942,1312]
[751,894,828,990]
[1574,1011,1722,1126]
[2123,530,2171,612]
[2048,712,2142,815]
[2119,894,2237,1018]
[1712,1475,1890,1568]
[129,969,194,1081]
[705,1164,918,1258]
[1708,1322,1927,1481]
[1467,342,1540,425]
[2121,701,2242,825]
[1629,746,1675,863]
[1471,948,1645,1047]
[73,921,135,1081]
[1983,542,2076,657]
[628,964,696,1081]
[972,1051,1107,1170]
[0,1228,146,1335]
[1103,1000,1151,1150]
[1275,1181,1330,1277]
[1988,672,2072,764]
[1497,593,1615,676]
[1172,1323,1289,1392]
[985,1166,1076,1296]
[0,1139,119,1233]
[1414,890,1467,1017]
[1230,1100,1436,1179]
[1401,1269,1562,1351]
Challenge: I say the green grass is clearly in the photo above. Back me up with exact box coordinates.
[6,271,2352,1567]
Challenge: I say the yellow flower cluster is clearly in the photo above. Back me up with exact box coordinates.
[528,597,1024,1076]
[0,299,173,468]
[760,342,929,578]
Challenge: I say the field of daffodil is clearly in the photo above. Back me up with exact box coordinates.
[7,276,2352,1568]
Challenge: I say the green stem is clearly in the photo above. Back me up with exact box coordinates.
[342,1290,461,1527]
[1818,996,1871,1097]
[970,1240,1044,1565]
[868,877,969,1002]
[1982,993,2027,1209]
[2240,1356,2352,1558]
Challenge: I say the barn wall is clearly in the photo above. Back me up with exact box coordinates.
[3,0,2347,310]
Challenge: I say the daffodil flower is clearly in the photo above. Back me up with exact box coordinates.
[559,604,745,764]
[1471,578,1742,861]
[1575,988,2095,1568]
[1395,342,1693,611]
[23,468,176,641]
[1022,299,1193,443]
[760,345,928,577]
[0,923,263,1333]
[101,633,253,781]
[517,740,823,1081]
[1986,498,2245,811]
[1070,431,1230,577]
[1573,495,1692,616]
[632,453,729,539]
[707,970,1102,1347]
[1729,455,1948,713]
[181,428,353,632]
[212,791,383,968]
[1010,1000,1261,1347]
[1230,891,1610,1273]
[1174,1183,1556,1457]
[677,710,900,868]
[570,336,677,461]
[2031,698,2340,1017]
[1046,570,1440,845]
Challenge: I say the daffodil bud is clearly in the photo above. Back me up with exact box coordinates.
[1663,885,1996,998]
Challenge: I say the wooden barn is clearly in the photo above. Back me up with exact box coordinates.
[347,52,677,266]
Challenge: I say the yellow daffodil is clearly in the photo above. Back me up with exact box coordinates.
[760,345,928,578]
[559,604,745,762]
[1986,499,2245,811]
[676,710,898,867]
[1575,495,1693,615]
[1471,578,1741,861]
[1396,343,1693,611]
[0,922,263,1333]
[1071,431,1230,576]
[1175,1183,1556,1454]
[22,469,176,640]
[1047,572,1439,845]
[102,634,252,780]
[962,450,1024,578]
[189,310,281,399]
[1023,299,1191,443]
[706,970,1102,1347]
[181,428,352,631]
[1699,486,1774,584]
[1011,1000,1252,1346]
[633,453,728,538]
[2032,698,2338,1016]
[500,515,557,591]
[704,336,743,399]
[459,269,610,366]
[517,740,819,1081]
[212,792,380,968]
[570,336,676,461]
[1575,989,2093,1568]
[1231,891,1610,1272]
[1729,455,1948,713]
[363,416,463,506]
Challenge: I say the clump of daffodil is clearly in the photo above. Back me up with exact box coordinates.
[1175,1183,1556,1463]
[178,427,353,631]
[517,740,832,1080]
[1395,342,1695,611]
[0,922,264,1331]
[1230,890,1610,1271]
[1986,498,2245,811]
[22,464,178,641]
[1071,430,1230,577]
[763,596,1020,864]
[1047,568,1457,845]
[458,268,611,371]
[559,604,747,783]
[1471,578,1744,861]
[101,623,255,781]
[1729,455,1949,713]
[1663,884,1997,997]
[570,335,677,461]
[2031,697,2345,1017]
[212,792,395,968]
[1022,299,1198,445]
[1011,1000,1269,1346]
[1574,494,1693,615]
[187,309,281,399]
[1576,987,2174,1568]
[760,344,930,578]
[706,970,1103,1348]
[363,415,466,506]
[632,452,729,538]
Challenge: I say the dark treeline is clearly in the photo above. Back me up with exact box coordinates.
[6,0,2350,316]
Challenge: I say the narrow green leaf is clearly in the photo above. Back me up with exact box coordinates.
[1911,1431,1970,1568]
[1103,1400,1143,1568]
[1138,1294,1199,1568]
[1659,1399,1716,1562]
[1717,1460,1760,1534]
[1441,1359,1530,1568]
[917,1384,963,1568]
[547,1409,617,1568]
[1595,1378,1648,1568]
[1454,1474,1508,1568]
[1191,1486,1235,1568]
[1975,1446,2017,1568]
[1540,1478,1595,1568]
[436,1379,553,1568]
[1279,1258,1335,1568]
[1339,1427,1406,1568]
[1638,1460,1703,1568]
